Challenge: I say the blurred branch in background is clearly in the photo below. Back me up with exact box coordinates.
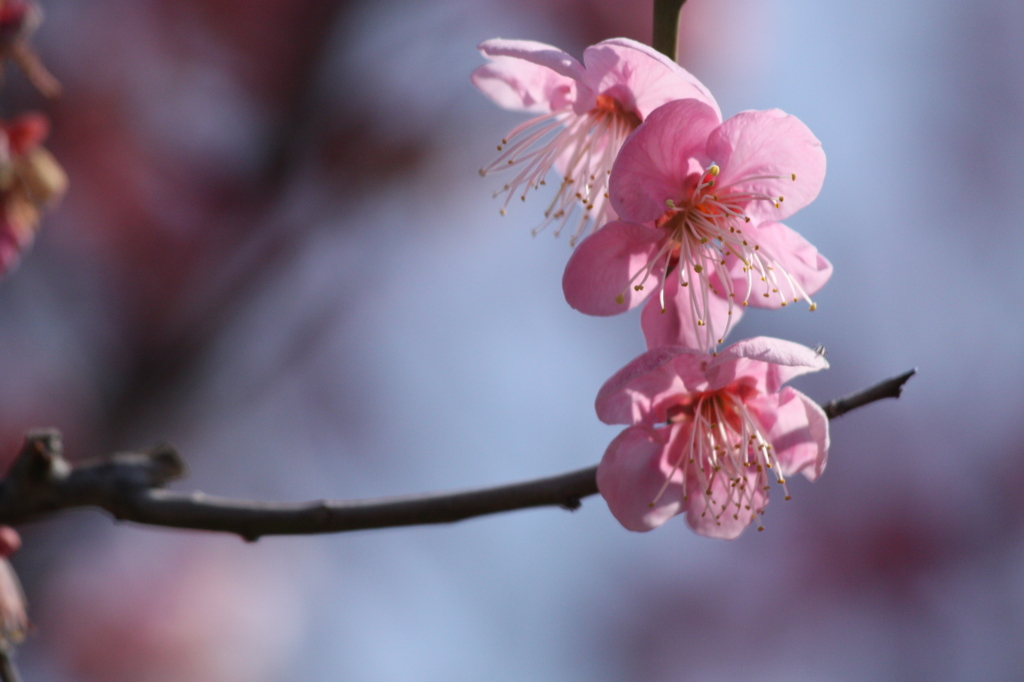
[0,370,914,541]
[0,646,21,682]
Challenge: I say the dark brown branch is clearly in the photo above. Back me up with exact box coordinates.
[653,0,687,61]
[0,371,914,540]
[821,368,916,419]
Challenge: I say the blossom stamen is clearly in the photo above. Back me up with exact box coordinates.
[632,165,819,348]
[651,387,783,522]
[482,97,641,244]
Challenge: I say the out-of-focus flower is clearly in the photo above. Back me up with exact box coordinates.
[0,0,59,98]
[0,526,26,647]
[595,337,829,539]
[0,112,67,276]
[563,99,830,351]
[472,38,719,244]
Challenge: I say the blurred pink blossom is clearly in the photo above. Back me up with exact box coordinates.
[0,113,67,276]
[595,337,829,539]
[472,37,719,244]
[563,99,831,351]
[0,526,26,648]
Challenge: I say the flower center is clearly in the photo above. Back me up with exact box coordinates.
[657,387,790,532]
[617,162,816,352]
[480,93,641,245]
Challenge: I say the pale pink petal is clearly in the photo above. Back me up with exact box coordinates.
[477,39,587,82]
[640,266,744,350]
[597,424,686,531]
[706,337,828,393]
[684,466,766,540]
[749,387,829,481]
[724,221,832,309]
[582,38,721,120]
[595,345,708,425]
[609,99,722,223]
[471,58,576,114]
[562,220,665,316]
[706,109,826,224]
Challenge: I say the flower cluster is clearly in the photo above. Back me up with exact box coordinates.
[475,37,833,539]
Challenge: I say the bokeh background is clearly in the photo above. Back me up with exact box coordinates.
[1,0,1022,680]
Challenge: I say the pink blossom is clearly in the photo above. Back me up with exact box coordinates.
[0,527,25,647]
[595,337,829,539]
[562,99,831,351]
[472,38,719,244]
[0,112,67,276]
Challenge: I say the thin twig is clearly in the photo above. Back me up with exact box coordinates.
[822,368,916,419]
[653,0,687,61]
[0,371,914,540]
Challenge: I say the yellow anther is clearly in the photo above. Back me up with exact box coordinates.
[809,302,818,311]
[791,173,797,181]
[694,264,703,273]
[708,164,720,176]
[778,196,785,202]
[615,294,625,305]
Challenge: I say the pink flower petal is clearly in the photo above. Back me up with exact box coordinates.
[724,221,832,308]
[609,99,722,223]
[594,345,709,425]
[706,337,828,393]
[477,39,587,82]
[684,466,767,539]
[471,57,577,114]
[706,109,826,224]
[597,424,686,531]
[582,38,721,120]
[640,266,744,350]
[562,220,666,316]
[749,387,830,481]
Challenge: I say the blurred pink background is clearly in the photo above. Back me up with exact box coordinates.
[1,0,1023,680]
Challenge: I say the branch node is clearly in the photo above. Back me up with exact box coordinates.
[560,497,582,512]
[12,429,68,484]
